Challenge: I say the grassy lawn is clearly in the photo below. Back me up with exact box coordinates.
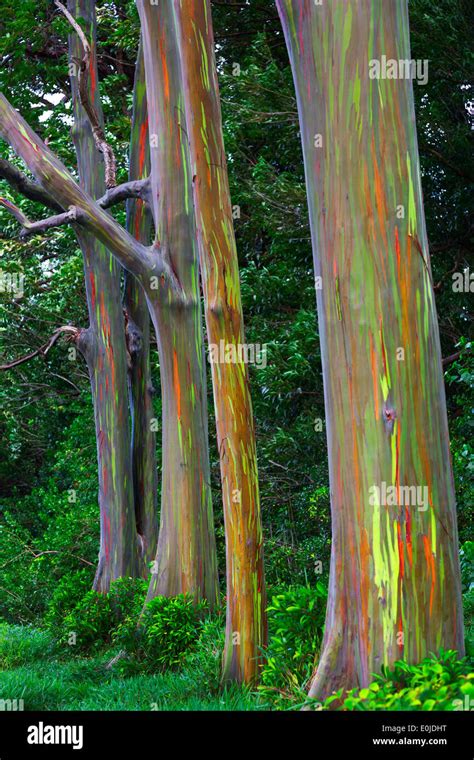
[0,624,261,711]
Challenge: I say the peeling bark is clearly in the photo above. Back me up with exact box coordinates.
[67,0,139,590]
[174,0,266,683]
[124,42,158,567]
[276,0,464,701]
[137,1,218,606]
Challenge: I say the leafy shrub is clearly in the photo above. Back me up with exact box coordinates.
[0,514,49,624]
[44,569,92,630]
[181,612,226,692]
[258,583,327,708]
[114,594,208,674]
[108,576,147,621]
[61,591,113,651]
[460,541,474,593]
[463,589,474,658]
[59,577,147,652]
[0,405,101,625]
[320,650,473,711]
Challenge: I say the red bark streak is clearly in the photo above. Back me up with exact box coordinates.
[372,138,388,255]
[397,612,404,650]
[159,35,170,102]
[397,521,405,579]
[89,270,96,308]
[138,116,149,176]
[102,462,108,497]
[89,47,96,102]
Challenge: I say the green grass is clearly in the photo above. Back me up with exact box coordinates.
[0,623,261,711]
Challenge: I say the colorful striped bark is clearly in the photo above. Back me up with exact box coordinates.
[137,1,218,606]
[174,0,266,683]
[67,0,139,590]
[276,0,464,700]
[124,43,158,567]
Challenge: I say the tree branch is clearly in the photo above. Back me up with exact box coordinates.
[98,177,151,209]
[0,94,182,297]
[421,144,474,183]
[0,158,63,212]
[0,198,78,238]
[0,178,150,238]
[442,346,472,367]
[55,0,117,188]
[0,92,164,284]
[0,325,80,370]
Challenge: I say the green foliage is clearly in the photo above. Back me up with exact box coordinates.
[320,651,473,711]
[114,594,208,674]
[44,570,93,631]
[259,584,327,708]
[181,614,226,693]
[59,577,147,652]
[445,347,474,545]
[463,589,474,659]
[61,592,114,652]
[264,534,329,587]
[460,540,474,593]
[0,623,57,669]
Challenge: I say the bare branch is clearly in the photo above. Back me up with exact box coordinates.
[98,177,151,209]
[0,326,80,370]
[0,158,62,212]
[421,144,474,183]
[0,198,78,238]
[442,346,472,367]
[0,178,150,238]
[55,0,90,52]
[0,92,179,292]
[55,0,117,188]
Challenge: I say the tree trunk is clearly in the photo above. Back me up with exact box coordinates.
[137,0,218,606]
[124,42,158,567]
[67,0,139,590]
[276,0,464,700]
[174,0,266,683]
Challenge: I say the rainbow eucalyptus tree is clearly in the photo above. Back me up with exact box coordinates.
[2,1,165,587]
[67,0,146,590]
[174,0,266,684]
[123,43,158,568]
[0,0,142,591]
[276,0,464,700]
[137,0,217,605]
[0,2,218,606]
